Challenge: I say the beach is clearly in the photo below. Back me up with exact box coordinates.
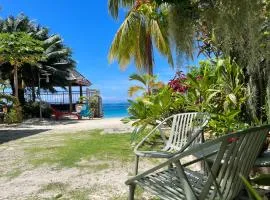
[0,117,133,133]
[0,118,150,200]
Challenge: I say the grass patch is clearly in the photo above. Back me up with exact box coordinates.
[39,182,68,193]
[78,163,110,172]
[67,189,91,200]
[26,130,133,167]
[36,182,92,200]
[3,168,22,179]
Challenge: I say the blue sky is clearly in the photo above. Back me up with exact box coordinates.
[0,0,201,103]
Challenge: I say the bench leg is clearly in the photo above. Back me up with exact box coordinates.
[134,155,139,175]
[129,184,136,200]
[168,162,173,170]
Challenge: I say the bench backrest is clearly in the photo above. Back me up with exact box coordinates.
[166,112,209,151]
[198,126,269,199]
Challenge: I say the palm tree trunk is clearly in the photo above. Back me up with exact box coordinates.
[146,32,153,76]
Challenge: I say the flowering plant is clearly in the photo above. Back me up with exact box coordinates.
[168,71,189,93]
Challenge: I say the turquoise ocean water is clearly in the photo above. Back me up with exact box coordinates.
[103,103,129,118]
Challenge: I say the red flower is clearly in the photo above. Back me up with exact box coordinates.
[168,71,189,93]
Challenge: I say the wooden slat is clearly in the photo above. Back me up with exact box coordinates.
[128,126,270,200]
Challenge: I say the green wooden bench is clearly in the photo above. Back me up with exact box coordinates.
[126,125,270,200]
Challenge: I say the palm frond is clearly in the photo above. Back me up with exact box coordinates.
[128,85,145,97]
[43,34,62,45]
[108,10,139,70]
[129,73,147,85]
[150,19,173,67]
[108,0,135,19]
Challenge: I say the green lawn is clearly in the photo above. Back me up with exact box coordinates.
[2,129,157,199]
[26,130,133,168]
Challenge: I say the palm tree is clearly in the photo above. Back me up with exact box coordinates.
[108,1,173,75]
[0,14,75,104]
[128,73,164,97]
[21,33,75,101]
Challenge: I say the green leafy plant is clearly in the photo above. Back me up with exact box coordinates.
[4,100,22,123]
[23,101,52,119]
[0,32,44,100]
[128,73,164,97]
[123,86,184,140]
[240,175,264,200]
[79,95,101,117]
[181,58,248,136]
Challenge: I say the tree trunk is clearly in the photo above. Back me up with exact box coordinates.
[14,65,18,100]
[18,88,25,105]
[145,32,153,76]
[32,86,36,102]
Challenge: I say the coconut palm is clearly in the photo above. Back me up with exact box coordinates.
[108,1,173,75]
[21,33,75,101]
[0,14,75,104]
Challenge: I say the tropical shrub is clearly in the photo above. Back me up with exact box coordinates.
[4,105,22,124]
[23,101,52,119]
[79,95,101,117]
[125,57,249,138]
[123,86,184,139]
[182,58,249,136]
[4,101,22,124]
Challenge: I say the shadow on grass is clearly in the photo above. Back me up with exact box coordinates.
[0,129,50,144]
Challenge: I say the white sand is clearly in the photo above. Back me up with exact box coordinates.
[0,118,149,200]
[0,117,133,133]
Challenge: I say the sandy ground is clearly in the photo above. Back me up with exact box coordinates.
[0,118,205,200]
[0,118,150,200]
[0,117,133,133]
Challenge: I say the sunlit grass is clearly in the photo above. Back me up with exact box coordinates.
[36,182,93,200]
[0,168,22,179]
[26,130,133,168]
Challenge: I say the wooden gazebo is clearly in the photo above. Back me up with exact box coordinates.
[66,69,91,112]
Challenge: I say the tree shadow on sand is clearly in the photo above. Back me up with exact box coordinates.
[0,129,50,144]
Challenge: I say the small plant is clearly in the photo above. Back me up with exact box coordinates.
[168,71,189,93]
[2,97,23,123]
[79,95,100,117]
[128,73,164,97]
[23,101,52,119]
[123,86,184,141]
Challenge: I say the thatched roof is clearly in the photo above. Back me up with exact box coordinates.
[67,69,91,86]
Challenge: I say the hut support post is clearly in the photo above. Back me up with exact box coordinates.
[79,85,83,103]
[69,84,72,112]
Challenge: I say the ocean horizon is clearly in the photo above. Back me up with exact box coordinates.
[102,102,129,118]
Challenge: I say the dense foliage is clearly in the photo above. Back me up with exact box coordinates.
[0,32,44,100]
[126,58,249,137]
[0,14,75,105]
[109,0,270,136]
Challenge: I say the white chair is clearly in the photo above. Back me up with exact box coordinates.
[134,112,210,175]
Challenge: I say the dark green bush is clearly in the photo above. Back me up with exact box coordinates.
[4,100,23,124]
[23,101,52,119]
